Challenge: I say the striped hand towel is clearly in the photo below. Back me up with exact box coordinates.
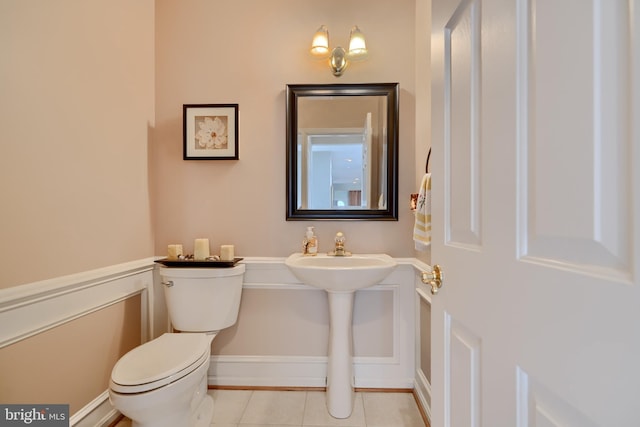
[413,173,431,250]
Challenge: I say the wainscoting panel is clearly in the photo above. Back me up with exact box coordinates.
[0,258,154,426]
[0,259,153,348]
[414,261,433,423]
[1,257,425,425]
[208,259,417,389]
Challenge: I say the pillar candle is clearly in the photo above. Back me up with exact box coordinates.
[220,244,235,261]
[167,244,183,260]
[194,238,210,260]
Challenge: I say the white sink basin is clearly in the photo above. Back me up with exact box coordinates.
[285,253,397,292]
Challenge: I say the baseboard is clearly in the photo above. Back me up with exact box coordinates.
[70,390,120,427]
[413,388,432,427]
[208,355,327,388]
[414,370,432,424]
[208,355,415,389]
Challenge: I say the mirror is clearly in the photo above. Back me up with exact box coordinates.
[286,83,399,220]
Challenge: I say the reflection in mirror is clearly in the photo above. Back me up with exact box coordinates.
[286,83,398,220]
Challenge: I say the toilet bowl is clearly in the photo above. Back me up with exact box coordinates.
[109,333,213,427]
[109,264,245,427]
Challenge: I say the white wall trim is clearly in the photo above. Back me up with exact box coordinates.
[415,272,433,423]
[69,390,119,427]
[414,370,433,421]
[0,258,155,348]
[0,258,154,305]
[410,258,433,278]
[209,355,328,388]
[209,354,415,389]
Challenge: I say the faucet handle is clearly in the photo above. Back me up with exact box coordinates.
[330,232,351,256]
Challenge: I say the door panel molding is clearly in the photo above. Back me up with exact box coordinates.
[445,0,483,250]
[516,367,599,427]
[444,312,482,427]
[515,0,634,282]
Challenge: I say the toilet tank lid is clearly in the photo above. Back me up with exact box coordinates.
[111,333,210,386]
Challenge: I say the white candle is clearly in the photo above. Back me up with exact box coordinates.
[220,244,234,261]
[194,238,210,260]
[167,244,183,260]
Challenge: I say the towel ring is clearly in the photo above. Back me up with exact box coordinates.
[425,148,431,173]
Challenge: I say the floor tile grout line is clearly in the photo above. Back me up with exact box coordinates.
[237,389,253,425]
[118,389,425,427]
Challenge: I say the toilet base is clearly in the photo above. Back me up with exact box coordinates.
[111,356,213,427]
[128,396,213,427]
[126,381,213,427]
[191,392,214,427]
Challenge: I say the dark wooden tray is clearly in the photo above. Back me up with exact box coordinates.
[154,257,243,268]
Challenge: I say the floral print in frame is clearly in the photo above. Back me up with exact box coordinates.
[183,104,239,160]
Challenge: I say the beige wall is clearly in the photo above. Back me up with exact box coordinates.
[0,0,155,415]
[0,0,155,288]
[153,0,417,259]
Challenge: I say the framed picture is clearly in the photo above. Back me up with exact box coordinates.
[183,104,239,160]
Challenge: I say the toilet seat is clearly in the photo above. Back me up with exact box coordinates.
[110,333,210,394]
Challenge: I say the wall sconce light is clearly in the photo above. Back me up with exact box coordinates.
[310,25,368,77]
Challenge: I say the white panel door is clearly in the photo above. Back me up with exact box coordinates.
[430,0,640,426]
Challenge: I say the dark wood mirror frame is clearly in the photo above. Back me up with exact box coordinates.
[286,83,399,220]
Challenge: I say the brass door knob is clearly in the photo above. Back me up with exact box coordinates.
[421,265,444,294]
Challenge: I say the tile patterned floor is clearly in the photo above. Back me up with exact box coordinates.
[114,389,427,427]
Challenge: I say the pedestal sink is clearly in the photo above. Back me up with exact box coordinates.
[285,253,397,418]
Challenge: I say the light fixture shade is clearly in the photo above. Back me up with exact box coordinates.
[347,26,368,60]
[310,25,330,57]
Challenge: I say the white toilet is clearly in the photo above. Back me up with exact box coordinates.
[109,264,245,427]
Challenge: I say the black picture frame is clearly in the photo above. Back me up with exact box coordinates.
[183,104,239,160]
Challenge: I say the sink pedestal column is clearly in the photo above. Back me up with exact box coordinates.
[326,290,356,419]
[284,253,397,419]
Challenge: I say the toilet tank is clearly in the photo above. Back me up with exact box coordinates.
[158,264,245,332]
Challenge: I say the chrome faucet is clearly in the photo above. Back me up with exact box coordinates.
[329,232,351,256]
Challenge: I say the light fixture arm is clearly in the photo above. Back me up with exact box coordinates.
[329,47,348,76]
